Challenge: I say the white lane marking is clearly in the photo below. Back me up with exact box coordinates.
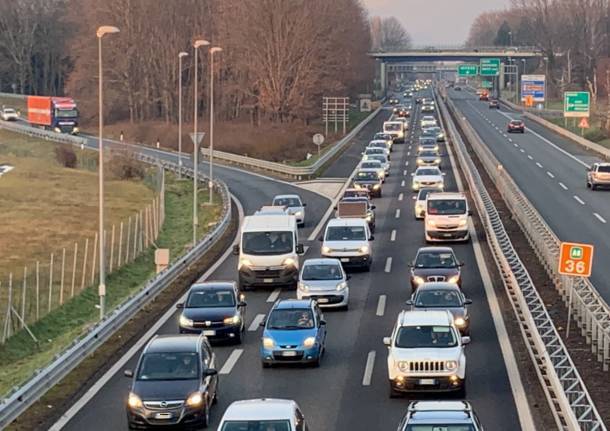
[362,351,376,386]
[546,171,555,178]
[573,195,585,205]
[384,257,392,273]
[390,230,396,241]
[266,288,281,303]
[403,169,407,176]
[405,161,409,166]
[395,209,401,218]
[503,134,508,138]
[249,314,266,331]
[559,182,568,190]
[401,180,405,187]
[219,349,243,375]
[407,151,411,156]
[513,143,518,147]
[398,193,404,201]
[49,194,245,430]
[594,213,607,223]
[520,149,525,153]
[376,295,386,316]
[508,138,513,142]
[535,162,543,168]
[527,155,533,160]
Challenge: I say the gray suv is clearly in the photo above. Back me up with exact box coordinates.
[397,401,484,430]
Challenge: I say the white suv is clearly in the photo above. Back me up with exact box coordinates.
[384,310,469,397]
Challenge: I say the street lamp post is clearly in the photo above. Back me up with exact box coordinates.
[208,47,222,205]
[178,51,188,178]
[96,25,119,320]
[192,39,210,246]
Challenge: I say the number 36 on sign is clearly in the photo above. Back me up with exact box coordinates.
[558,242,594,277]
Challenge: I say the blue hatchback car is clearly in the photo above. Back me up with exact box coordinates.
[260,299,327,367]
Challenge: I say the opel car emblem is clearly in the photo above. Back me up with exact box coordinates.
[205,321,212,326]
[160,401,167,408]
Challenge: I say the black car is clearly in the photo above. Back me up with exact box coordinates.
[178,282,247,343]
[507,119,525,133]
[409,246,463,292]
[353,169,383,198]
[125,335,219,429]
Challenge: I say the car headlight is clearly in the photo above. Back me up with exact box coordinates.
[128,392,143,408]
[263,337,275,349]
[427,219,436,227]
[224,314,240,325]
[454,317,466,327]
[448,275,460,284]
[417,159,423,165]
[294,211,303,217]
[359,245,369,254]
[366,214,372,222]
[322,246,331,254]
[179,315,193,328]
[282,257,296,267]
[373,184,380,189]
[354,183,362,189]
[413,276,425,286]
[397,360,409,372]
[445,360,458,371]
[435,158,441,164]
[298,282,309,291]
[336,281,347,291]
[54,127,61,133]
[458,219,467,227]
[239,258,253,268]
[303,337,316,348]
[73,127,80,133]
[186,391,203,407]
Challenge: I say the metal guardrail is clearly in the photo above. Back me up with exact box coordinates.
[438,88,606,430]
[0,122,233,428]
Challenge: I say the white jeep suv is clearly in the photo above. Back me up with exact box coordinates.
[384,310,469,398]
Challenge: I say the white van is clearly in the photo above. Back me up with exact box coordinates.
[233,214,304,290]
[424,193,470,242]
[383,120,406,143]
[218,399,309,431]
[321,218,374,271]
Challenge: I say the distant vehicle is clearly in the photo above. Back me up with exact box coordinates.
[425,192,470,243]
[321,218,374,270]
[417,138,440,154]
[373,132,394,147]
[124,335,218,428]
[413,188,436,219]
[298,258,350,310]
[409,246,463,291]
[507,119,525,133]
[335,197,376,231]
[0,107,18,121]
[177,281,247,343]
[489,99,500,109]
[342,188,370,200]
[421,104,435,113]
[218,399,310,431]
[397,401,483,431]
[363,147,389,162]
[397,106,410,118]
[359,159,385,182]
[454,86,462,91]
[423,126,445,142]
[586,162,610,190]
[27,96,79,134]
[261,299,327,367]
[272,194,306,227]
[416,150,442,169]
[479,90,489,101]
[362,153,390,176]
[367,139,391,156]
[383,120,406,143]
[412,167,445,192]
[407,283,472,335]
[389,98,399,105]
[353,168,383,198]
[420,116,437,129]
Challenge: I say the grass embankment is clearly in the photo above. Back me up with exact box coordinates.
[0,95,26,114]
[0,171,222,396]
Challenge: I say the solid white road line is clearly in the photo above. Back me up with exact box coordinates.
[384,257,392,273]
[390,230,396,241]
[546,171,555,178]
[559,182,568,190]
[398,193,404,201]
[249,314,266,331]
[535,162,543,168]
[395,209,401,218]
[376,295,386,317]
[362,351,376,386]
[573,195,585,205]
[219,349,243,375]
[594,213,607,223]
[266,288,281,303]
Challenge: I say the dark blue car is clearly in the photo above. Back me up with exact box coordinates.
[178,282,246,344]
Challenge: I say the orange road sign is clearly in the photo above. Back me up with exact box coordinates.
[525,95,534,107]
[558,242,594,277]
[578,117,590,129]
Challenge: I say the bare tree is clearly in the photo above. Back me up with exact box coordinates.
[371,17,411,51]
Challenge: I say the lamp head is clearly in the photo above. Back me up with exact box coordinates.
[97,26,120,38]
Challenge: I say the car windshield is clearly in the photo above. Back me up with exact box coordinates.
[415,251,457,268]
[511,120,522,125]
[385,123,401,131]
[416,290,463,307]
[186,289,235,308]
[3,109,16,114]
[365,148,383,155]
[395,325,458,348]
[375,133,391,140]
[406,426,475,431]
[221,420,292,431]
[369,155,387,164]
[242,231,294,255]
[419,138,436,144]
[419,151,437,158]
[137,352,199,381]
[361,162,381,169]
[326,225,366,241]
[55,108,78,118]
[416,169,439,176]
[302,263,343,281]
[267,308,314,329]
[599,165,610,173]
[369,142,386,148]
[273,197,301,207]
[356,171,378,180]
[417,189,435,200]
[427,199,467,215]
[344,190,368,198]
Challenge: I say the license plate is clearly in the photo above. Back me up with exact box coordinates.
[263,278,274,283]
[418,379,436,385]
[317,298,329,303]
[443,233,453,238]
[203,330,216,336]
[155,413,172,420]
[281,350,297,357]
[340,258,349,263]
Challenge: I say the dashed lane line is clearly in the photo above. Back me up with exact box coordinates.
[362,351,376,386]
[594,213,607,223]
[398,193,404,201]
[248,314,266,331]
[573,195,585,205]
[547,171,555,179]
[266,288,281,303]
[527,155,533,160]
[395,209,401,218]
[376,295,386,317]
[219,349,243,375]
[384,257,392,273]
[390,230,396,241]
[559,182,568,190]
[401,180,405,187]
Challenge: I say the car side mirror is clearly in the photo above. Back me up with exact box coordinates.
[204,368,218,377]
[296,244,305,255]
[302,203,307,207]
[333,206,337,210]
[259,318,266,327]
[461,336,471,345]
[346,275,351,280]
[411,173,415,176]
[369,235,375,241]
[232,245,240,255]
[371,205,376,210]
[459,261,465,267]
[464,299,473,305]
[383,337,391,346]
[468,210,472,216]
[319,237,324,242]
[442,172,447,176]
[124,369,134,378]
[405,299,413,305]
[176,303,184,309]
[238,301,247,307]
[319,319,326,326]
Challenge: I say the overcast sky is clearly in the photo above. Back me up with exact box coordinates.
[362,0,512,45]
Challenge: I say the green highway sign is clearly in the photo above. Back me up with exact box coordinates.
[457,64,478,77]
[564,91,590,118]
[481,80,493,89]
[480,58,500,76]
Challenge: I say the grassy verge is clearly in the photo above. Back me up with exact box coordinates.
[543,116,610,150]
[0,173,222,396]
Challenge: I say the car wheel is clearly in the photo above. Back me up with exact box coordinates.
[312,353,322,368]
[586,181,591,188]
[262,361,272,368]
[364,262,372,272]
[591,183,597,191]
[389,384,402,398]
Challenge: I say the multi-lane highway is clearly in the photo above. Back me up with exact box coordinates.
[51,89,538,430]
[449,89,610,305]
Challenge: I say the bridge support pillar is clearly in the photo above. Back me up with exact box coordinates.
[380,61,387,95]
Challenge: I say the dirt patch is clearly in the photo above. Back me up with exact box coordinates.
[448,105,610,425]
[7,202,238,431]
